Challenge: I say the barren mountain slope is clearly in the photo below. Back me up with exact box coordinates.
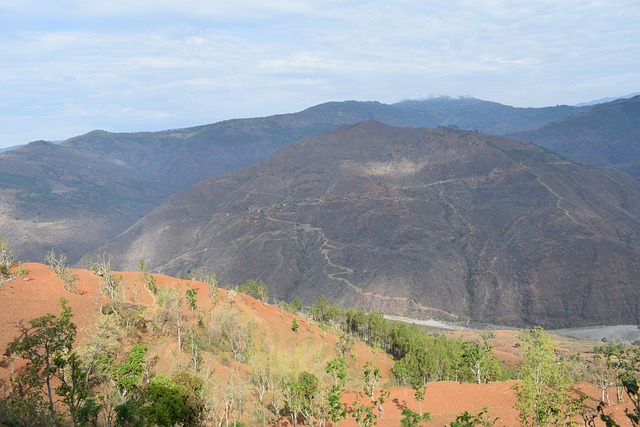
[510,95,640,179]
[0,141,171,263]
[0,98,584,264]
[89,121,640,327]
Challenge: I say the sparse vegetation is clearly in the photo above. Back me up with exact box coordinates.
[185,287,197,311]
[195,271,219,299]
[237,278,269,303]
[139,258,158,295]
[449,407,497,427]
[45,249,79,293]
[596,345,640,426]
[513,327,585,427]
[87,253,127,301]
[0,237,21,285]
[1,261,639,427]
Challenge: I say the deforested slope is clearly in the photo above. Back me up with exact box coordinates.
[85,121,640,327]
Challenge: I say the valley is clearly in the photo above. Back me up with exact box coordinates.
[2,97,640,328]
[3,2,639,425]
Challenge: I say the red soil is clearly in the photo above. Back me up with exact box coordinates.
[0,264,635,426]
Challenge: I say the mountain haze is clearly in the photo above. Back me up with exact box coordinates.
[510,95,640,179]
[0,140,171,262]
[90,121,640,328]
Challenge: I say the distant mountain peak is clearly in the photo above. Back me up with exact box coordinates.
[575,92,640,106]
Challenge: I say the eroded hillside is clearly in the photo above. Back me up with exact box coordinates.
[90,121,640,328]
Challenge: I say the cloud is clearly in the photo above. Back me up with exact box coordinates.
[0,0,639,146]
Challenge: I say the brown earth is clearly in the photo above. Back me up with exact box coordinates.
[0,263,635,426]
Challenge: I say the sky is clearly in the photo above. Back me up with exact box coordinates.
[1,0,639,148]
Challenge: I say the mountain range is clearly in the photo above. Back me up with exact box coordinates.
[1,95,640,327]
[510,95,640,179]
[86,120,640,328]
[0,97,586,265]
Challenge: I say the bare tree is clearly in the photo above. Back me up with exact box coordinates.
[209,370,247,427]
[45,249,78,293]
[209,305,254,362]
[155,287,186,351]
[0,237,17,285]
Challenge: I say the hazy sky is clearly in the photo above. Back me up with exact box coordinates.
[1,0,639,148]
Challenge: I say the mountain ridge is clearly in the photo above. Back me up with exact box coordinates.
[0,97,588,264]
[510,95,640,179]
[87,121,640,328]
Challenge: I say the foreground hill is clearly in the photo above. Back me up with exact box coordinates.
[90,121,640,328]
[0,98,584,265]
[510,95,640,179]
[2,264,630,426]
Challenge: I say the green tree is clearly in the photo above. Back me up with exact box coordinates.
[449,407,497,427]
[114,399,143,427]
[97,343,148,414]
[290,296,303,312]
[513,327,582,427]
[186,287,197,311]
[96,344,148,427]
[401,407,431,427]
[392,346,430,386]
[143,375,188,427]
[325,358,348,424]
[410,380,428,417]
[282,371,319,427]
[297,371,319,425]
[76,398,101,427]
[599,344,630,404]
[344,308,367,339]
[114,344,148,402]
[56,352,90,427]
[366,312,388,348]
[462,335,503,384]
[309,295,340,323]
[352,395,377,427]
[171,371,205,427]
[238,279,269,303]
[363,361,390,419]
[598,346,640,426]
[5,298,82,427]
